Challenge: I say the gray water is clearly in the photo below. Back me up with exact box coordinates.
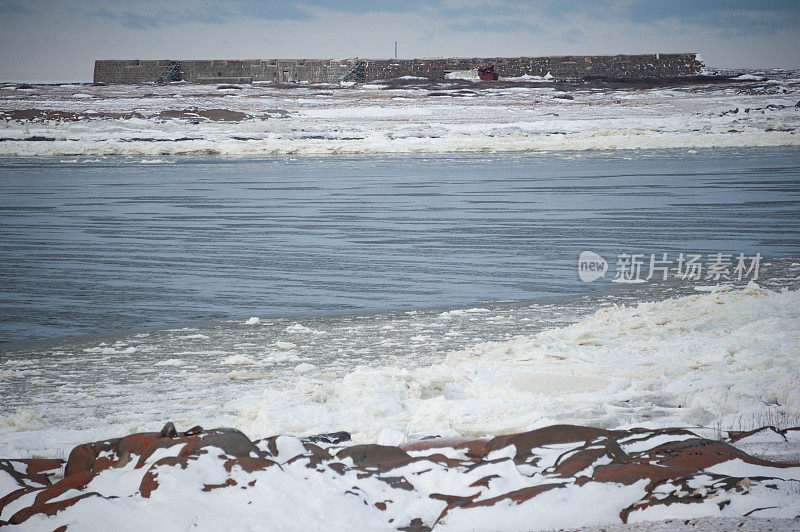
[1,147,799,344]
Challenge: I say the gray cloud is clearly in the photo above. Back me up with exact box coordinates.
[1,0,798,81]
[622,0,800,35]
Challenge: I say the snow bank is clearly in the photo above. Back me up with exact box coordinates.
[444,70,479,81]
[231,283,800,443]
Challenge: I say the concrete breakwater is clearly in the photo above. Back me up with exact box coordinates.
[94,53,703,84]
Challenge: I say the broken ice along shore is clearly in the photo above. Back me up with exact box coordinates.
[3,279,800,457]
[1,422,799,531]
[0,70,798,156]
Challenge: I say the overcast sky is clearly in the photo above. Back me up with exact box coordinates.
[1,0,799,82]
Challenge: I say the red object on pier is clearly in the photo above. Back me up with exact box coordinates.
[478,65,499,81]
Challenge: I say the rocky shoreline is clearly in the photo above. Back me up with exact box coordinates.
[2,423,799,530]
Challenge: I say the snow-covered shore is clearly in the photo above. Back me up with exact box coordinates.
[2,422,799,530]
[1,71,798,156]
[2,278,800,529]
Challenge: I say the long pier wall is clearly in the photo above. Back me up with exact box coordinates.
[362,54,703,81]
[93,59,360,84]
[94,54,703,84]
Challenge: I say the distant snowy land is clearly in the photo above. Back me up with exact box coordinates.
[1,70,798,156]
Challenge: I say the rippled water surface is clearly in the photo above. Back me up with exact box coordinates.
[1,147,799,343]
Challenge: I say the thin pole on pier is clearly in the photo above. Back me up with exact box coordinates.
[394,42,397,59]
